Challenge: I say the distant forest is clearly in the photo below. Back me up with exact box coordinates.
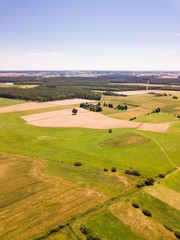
[0,75,180,102]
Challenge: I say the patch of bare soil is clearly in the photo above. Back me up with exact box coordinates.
[46,98,95,105]
[145,184,180,210]
[138,122,170,133]
[110,201,176,240]
[0,99,95,113]
[22,108,170,133]
[113,90,180,95]
[22,108,141,129]
[0,102,55,113]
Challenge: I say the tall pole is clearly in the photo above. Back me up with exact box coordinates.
[146,80,149,90]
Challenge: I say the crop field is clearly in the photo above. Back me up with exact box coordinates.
[0,93,179,240]
[110,200,177,240]
[0,153,104,240]
[102,91,180,121]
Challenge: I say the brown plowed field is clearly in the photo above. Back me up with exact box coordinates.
[0,99,94,113]
[22,108,170,133]
[22,108,141,129]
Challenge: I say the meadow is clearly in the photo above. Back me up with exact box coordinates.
[0,94,179,240]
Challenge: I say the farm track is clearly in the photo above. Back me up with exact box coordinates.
[70,187,141,240]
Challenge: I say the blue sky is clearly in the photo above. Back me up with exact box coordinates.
[0,0,180,70]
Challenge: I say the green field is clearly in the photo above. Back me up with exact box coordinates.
[161,171,180,192]
[0,84,38,89]
[132,191,180,231]
[0,94,179,240]
[0,97,24,107]
[0,112,177,195]
[83,211,141,240]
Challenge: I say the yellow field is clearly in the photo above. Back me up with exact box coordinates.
[102,93,180,121]
[0,153,104,240]
[109,201,176,240]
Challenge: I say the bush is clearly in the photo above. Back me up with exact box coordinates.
[132,202,140,208]
[136,183,145,188]
[125,169,140,176]
[111,167,117,172]
[173,96,178,99]
[80,227,89,235]
[108,103,113,108]
[159,173,165,178]
[174,231,180,239]
[74,162,82,166]
[72,108,78,115]
[163,225,173,232]
[80,103,85,108]
[104,168,108,172]
[129,117,136,121]
[144,177,155,186]
[108,129,112,133]
[142,209,152,217]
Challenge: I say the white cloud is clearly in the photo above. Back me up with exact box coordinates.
[175,33,180,37]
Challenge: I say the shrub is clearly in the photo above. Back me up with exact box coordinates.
[163,225,173,232]
[108,103,113,108]
[80,103,85,108]
[130,117,136,121]
[142,209,152,217]
[80,227,89,235]
[144,177,155,186]
[159,173,165,178]
[74,162,82,166]
[104,168,108,172]
[72,108,78,115]
[125,169,140,176]
[108,129,112,133]
[111,167,117,172]
[136,183,145,188]
[173,96,178,99]
[174,231,180,239]
[132,202,140,208]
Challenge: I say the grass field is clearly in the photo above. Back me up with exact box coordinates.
[0,84,38,88]
[0,113,176,189]
[0,94,179,240]
[83,211,141,240]
[161,171,180,192]
[0,97,24,107]
[131,191,180,231]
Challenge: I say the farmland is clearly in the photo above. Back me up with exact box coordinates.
[0,89,180,240]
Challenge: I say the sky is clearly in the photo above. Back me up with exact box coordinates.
[0,0,180,71]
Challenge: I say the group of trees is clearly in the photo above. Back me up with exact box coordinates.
[0,85,101,102]
[0,74,179,102]
[116,104,128,110]
[80,102,102,112]
[103,102,128,111]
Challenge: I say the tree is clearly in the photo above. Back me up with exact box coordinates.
[111,167,117,172]
[72,108,78,115]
